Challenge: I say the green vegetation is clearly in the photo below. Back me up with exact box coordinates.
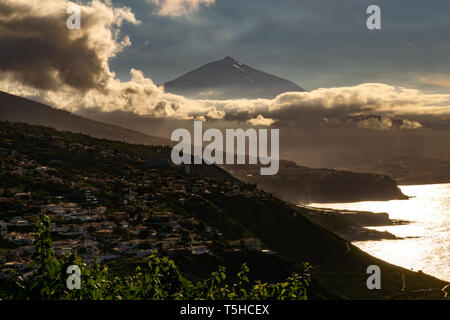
[3,213,310,300]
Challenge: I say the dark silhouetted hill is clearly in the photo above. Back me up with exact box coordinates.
[0,91,170,147]
[221,160,408,203]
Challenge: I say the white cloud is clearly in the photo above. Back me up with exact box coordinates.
[400,119,423,130]
[206,108,225,120]
[246,115,276,126]
[355,116,393,130]
[147,0,215,17]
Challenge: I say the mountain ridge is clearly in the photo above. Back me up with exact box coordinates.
[0,91,171,147]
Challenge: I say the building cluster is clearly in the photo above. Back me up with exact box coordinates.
[0,124,272,279]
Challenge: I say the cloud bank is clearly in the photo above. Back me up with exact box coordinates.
[0,0,449,132]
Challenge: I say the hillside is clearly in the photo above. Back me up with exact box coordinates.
[221,160,408,203]
[1,91,412,204]
[0,91,170,147]
[0,121,447,299]
[164,56,305,99]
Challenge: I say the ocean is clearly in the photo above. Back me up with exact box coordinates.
[308,183,450,282]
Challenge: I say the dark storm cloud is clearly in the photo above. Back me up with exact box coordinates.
[0,0,138,91]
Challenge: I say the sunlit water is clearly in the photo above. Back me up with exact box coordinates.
[308,184,450,282]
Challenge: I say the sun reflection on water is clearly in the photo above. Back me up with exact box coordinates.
[308,183,450,281]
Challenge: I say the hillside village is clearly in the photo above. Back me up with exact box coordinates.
[1,121,448,301]
[0,122,272,279]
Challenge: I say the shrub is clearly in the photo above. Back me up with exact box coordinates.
[4,213,310,300]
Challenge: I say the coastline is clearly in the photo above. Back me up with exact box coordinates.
[298,205,409,242]
[301,183,450,284]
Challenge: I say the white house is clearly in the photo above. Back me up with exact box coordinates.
[192,246,210,255]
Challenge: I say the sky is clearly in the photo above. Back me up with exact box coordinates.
[109,0,450,91]
[0,0,449,133]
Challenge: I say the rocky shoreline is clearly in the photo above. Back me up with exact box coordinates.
[298,205,410,242]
